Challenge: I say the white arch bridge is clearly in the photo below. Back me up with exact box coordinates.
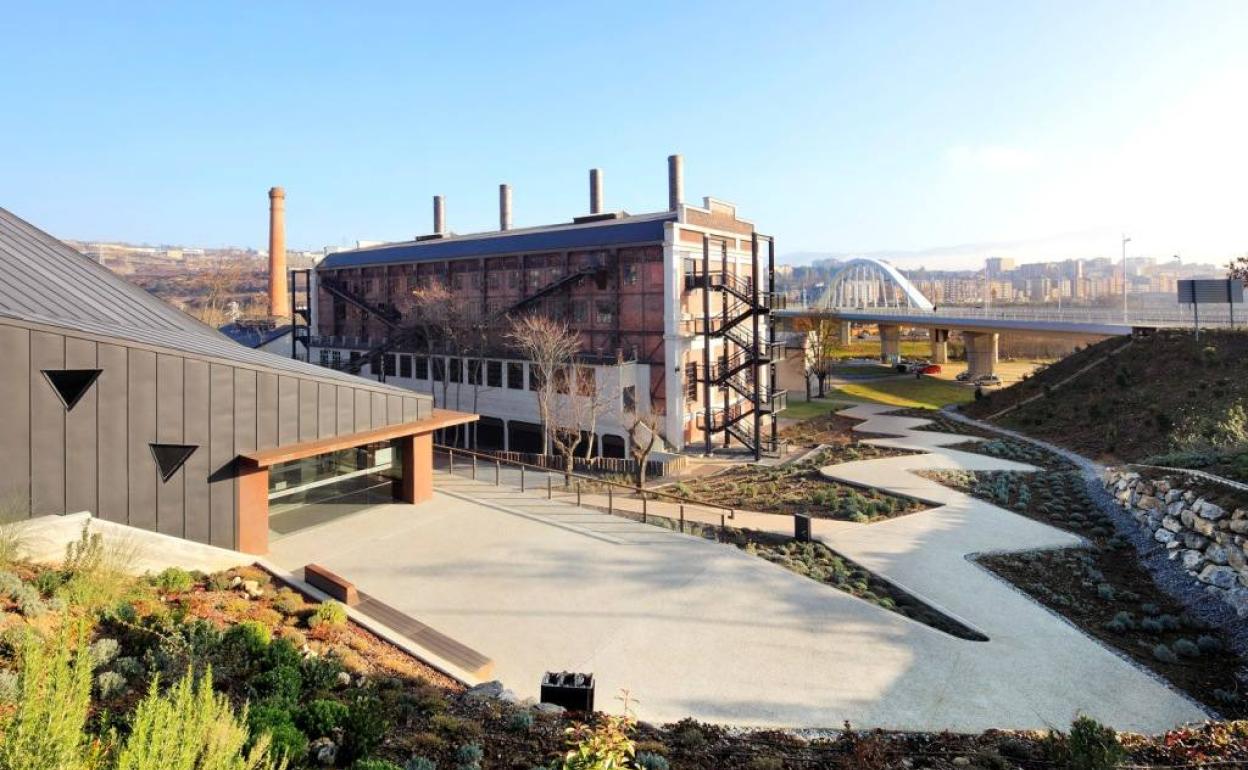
[776,257,1236,376]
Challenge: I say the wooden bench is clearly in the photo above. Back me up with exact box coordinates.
[303,563,360,606]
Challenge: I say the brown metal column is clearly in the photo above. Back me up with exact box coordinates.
[751,234,762,461]
[721,241,730,449]
[767,235,777,451]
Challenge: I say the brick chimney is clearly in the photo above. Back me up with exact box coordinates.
[589,168,603,214]
[267,186,289,318]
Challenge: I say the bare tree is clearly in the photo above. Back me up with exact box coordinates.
[792,317,837,398]
[625,405,666,487]
[410,280,493,446]
[507,314,581,460]
[189,259,250,327]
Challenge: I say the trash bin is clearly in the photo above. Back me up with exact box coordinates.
[794,513,812,542]
[541,671,595,712]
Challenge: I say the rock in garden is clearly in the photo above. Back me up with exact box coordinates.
[1162,516,1183,533]
[335,671,351,688]
[309,738,337,766]
[465,680,506,700]
[1180,508,1197,528]
[1198,565,1239,590]
[1225,587,1248,617]
[1165,489,1183,504]
[1192,517,1216,537]
[534,701,566,715]
[1227,546,1246,571]
[241,579,263,598]
[1137,495,1162,512]
[1181,533,1208,550]
[1197,501,1227,521]
[1180,550,1205,571]
[1154,529,1175,544]
[1229,519,1248,535]
[1205,545,1230,566]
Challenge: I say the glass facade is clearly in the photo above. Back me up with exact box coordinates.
[267,440,404,533]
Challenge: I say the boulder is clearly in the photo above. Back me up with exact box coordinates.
[534,702,566,715]
[309,738,337,766]
[1229,519,1248,535]
[1154,529,1176,545]
[1165,489,1184,504]
[1227,545,1246,571]
[466,680,506,700]
[1181,533,1209,550]
[1225,587,1248,618]
[1197,500,1227,521]
[1192,517,1216,537]
[1180,550,1206,571]
[1198,565,1240,590]
[1179,508,1197,528]
[1136,495,1163,512]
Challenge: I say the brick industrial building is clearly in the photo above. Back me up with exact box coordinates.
[300,156,785,458]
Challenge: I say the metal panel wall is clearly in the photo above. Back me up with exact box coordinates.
[299,380,318,441]
[336,385,355,435]
[183,359,211,543]
[63,337,98,514]
[208,363,235,549]
[96,343,128,523]
[156,354,185,536]
[127,349,158,531]
[29,331,65,515]
[0,326,30,509]
[278,376,299,445]
[257,372,278,451]
[318,384,336,439]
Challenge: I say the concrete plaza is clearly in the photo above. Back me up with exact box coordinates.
[267,409,1206,732]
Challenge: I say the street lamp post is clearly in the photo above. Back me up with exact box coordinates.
[1121,235,1132,323]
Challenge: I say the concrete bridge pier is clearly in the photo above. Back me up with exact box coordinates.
[964,331,999,378]
[879,324,901,363]
[930,328,950,364]
[834,320,852,346]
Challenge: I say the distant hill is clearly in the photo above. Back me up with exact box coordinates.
[961,330,1248,479]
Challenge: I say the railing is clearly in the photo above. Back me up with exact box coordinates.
[472,449,687,479]
[435,445,740,536]
[780,302,1239,328]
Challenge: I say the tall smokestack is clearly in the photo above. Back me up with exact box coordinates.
[668,154,684,210]
[267,186,289,318]
[589,168,603,214]
[433,195,446,235]
[499,184,512,231]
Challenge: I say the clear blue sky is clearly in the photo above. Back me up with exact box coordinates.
[2,1,1246,266]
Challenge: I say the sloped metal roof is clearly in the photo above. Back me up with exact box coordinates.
[0,206,418,395]
[319,210,675,270]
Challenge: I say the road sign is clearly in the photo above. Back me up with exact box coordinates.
[1177,279,1243,304]
[1177,279,1243,337]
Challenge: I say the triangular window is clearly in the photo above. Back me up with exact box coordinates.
[42,369,102,410]
[150,444,197,483]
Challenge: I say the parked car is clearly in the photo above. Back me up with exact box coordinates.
[974,374,1003,386]
[955,371,972,382]
[920,364,942,375]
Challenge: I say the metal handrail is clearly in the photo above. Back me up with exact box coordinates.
[435,444,736,519]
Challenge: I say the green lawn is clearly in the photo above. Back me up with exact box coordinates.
[828,363,897,377]
[830,340,951,360]
[831,377,975,409]
[777,398,858,420]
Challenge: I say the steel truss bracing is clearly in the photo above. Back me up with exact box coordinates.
[693,233,787,460]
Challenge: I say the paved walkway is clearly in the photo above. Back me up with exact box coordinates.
[266,407,1207,732]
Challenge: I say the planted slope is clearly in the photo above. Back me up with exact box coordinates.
[961,330,1248,468]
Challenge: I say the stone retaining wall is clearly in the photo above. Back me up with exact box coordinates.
[1105,469,1248,617]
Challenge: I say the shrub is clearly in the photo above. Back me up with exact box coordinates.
[248,700,308,763]
[223,620,273,657]
[0,670,18,704]
[507,710,535,733]
[1197,634,1222,654]
[120,667,285,770]
[301,655,345,696]
[297,698,349,739]
[1095,583,1115,601]
[636,751,671,770]
[309,600,348,629]
[354,761,403,770]
[89,637,120,669]
[113,656,143,680]
[0,623,93,770]
[0,493,30,567]
[272,588,306,615]
[255,664,303,705]
[454,743,484,769]
[1153,644,1179,664]
[58,524,142,610]
[32,569,66,596]
[560,715,636,770]
[405,759,438,770]
[340,695,388,765]
[1067,715,1126,770]
[746,758,783,770]
[153,566,195,594]
[1173,638,1200,658]
[95,670,127,698]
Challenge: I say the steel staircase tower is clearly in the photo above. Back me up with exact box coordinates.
[692,233,787,460]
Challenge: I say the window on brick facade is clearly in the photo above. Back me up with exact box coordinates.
[553,367,570,394]
[686,362,699,400]
[487,361,502,387]
[570,300,588,323]
[623,263,638,285]
[508,362,523,389]
[622,385,636,413]
[595,301,614,325]
[399,354,412,379]
[319,349,330,366]
[331,350,341,366]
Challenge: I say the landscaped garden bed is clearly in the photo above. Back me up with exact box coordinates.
[668,446,924,522]
[945,437,1078,471]
[0,524,1246,768]
[895,408,1002,439]
[923,460,1247,719]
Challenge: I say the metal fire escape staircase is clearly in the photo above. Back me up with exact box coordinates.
[692,234,787,460]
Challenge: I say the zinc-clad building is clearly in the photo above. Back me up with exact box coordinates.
[0,207,474,553]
